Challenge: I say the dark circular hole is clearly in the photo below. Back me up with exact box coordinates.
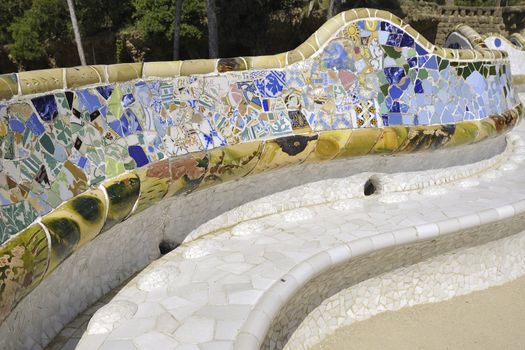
[364,179,376,196]
[159,240,179,255]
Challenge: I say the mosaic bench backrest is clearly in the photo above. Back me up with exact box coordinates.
[0,8,522,325]
[446,24,525,78]
[509,33,525,49]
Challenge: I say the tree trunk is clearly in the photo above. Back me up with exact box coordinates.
[173,0,183,60]
[206,0,219,58]
[66,0,86,65]
[327,0,337,19]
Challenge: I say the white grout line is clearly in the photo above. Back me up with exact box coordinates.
[36,218,52,278]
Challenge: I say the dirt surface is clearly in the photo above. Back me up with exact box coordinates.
[310,275,525,350]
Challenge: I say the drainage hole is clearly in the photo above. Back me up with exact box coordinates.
[364,178,377,196]
[159,240,179,255]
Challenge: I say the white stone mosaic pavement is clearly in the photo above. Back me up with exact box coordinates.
[75,106,525,350]
[285,228,525,350]
[72,127,525,349]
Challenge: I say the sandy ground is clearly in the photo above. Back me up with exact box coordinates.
[310,274,525,350]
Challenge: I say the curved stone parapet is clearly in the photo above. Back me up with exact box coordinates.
[446,24,525,85]
[0,8,523,342]
[510,33,525,49]
[445,24,486,50]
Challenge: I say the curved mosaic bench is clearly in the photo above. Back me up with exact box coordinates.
[446,24,525,86]
[0,8,523,344]
[510,32,525,49]
[74,129,525,350]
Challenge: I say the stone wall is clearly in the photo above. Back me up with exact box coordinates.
[400,0,525,45]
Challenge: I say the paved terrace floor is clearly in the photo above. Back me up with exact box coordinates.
[48,95,525,350]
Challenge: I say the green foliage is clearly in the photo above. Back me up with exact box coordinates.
[132,0,206,41]
[2,0,135,69]
[0,0,31,45]
[8,15,45,61]
[1,0,525,73]
[8,0,71,65]
[75,0,133,36]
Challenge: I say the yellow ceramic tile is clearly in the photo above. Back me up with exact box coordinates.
[371,126,409,154]
[303,35,320,54]
[217,58,247,73]
[0,74,18,100]
[397,125,454,153]
[338,128,382,158]
[286,50,304,65]
[306,130,352,162]
[42,189,107,275]
[512,75,525,86]
[245,55,281,70]
[199,141,263,189]
[323,15,344,37]
[143,61,182,78]
[19,69,63,95]
[167,152,208,197]
[0,224,49,323]
[446,121,480,147]
[180,59,216,76]
[296,43,316,60]
[65,65,105,88]
[107,63,143,83]
[251,134,318,174]
[355,8,370,19]
[375,9,392,21]
[133,160,171,214]
[101,173,140,231]
[274,53,287,68]
[315,27,333,49]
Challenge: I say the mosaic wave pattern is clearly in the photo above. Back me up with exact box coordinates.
[0,9,522,324]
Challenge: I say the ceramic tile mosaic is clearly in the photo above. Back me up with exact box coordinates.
[68,127,525,350]
[510,33,525,49]
[484,35,525,77]
[0,8,523,329]
[446,25,525,78]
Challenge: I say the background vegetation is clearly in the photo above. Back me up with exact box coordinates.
[0,0,523,74]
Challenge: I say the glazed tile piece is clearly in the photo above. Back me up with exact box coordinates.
[0,224,48,319]
[0,8,523,325]
[101,173,140,231]
[42,189,107,274]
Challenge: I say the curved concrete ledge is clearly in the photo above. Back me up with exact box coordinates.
[256,215,525,350]
[285,229,525,349]
[1,8,523,345]
[69,126,525,350]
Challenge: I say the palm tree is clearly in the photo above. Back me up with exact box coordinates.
[66,0,86,65]
[173,0,183,60]
[206,0,218,58]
